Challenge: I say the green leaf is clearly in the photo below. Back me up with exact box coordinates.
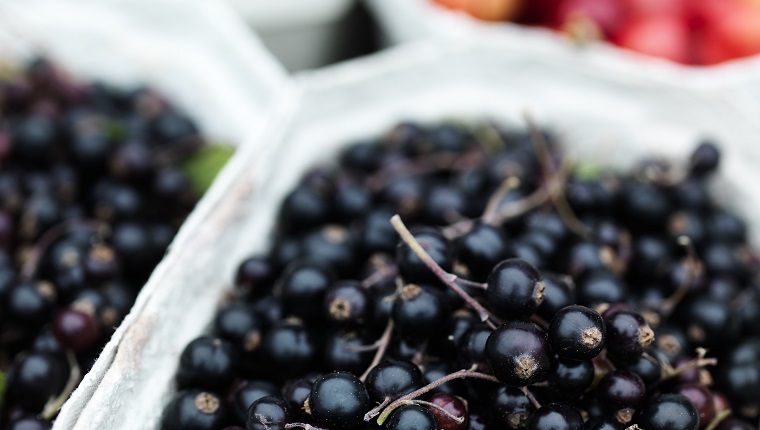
[181,144,235,195]
[574,160,604,180]
[0,371,6,411]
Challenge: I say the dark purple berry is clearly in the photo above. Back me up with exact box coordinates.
[386,404,438,430]
[486,321,551,387]
[528,403,583,430]
[637,394,699,430]
[308,371,370,430]
[548,305,605,361]
[245,396,289,430]
[162,390,229,430]
[597,371,646,424]
[365,359,424,403]
[486,259,545,319]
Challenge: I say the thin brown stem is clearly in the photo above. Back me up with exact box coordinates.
[412,400,465,424]
[363,396,392,423]
[662,348,717,379]
[361,264,398,289]
[21,219,109,281]
[704,409,732,430]
[391,215,498,327]
[360,319,394,382]
[481,176,521,224]
[660,236,700,316]
[454,277,488,290]
[284,424,329,430]
[371,369,500,425]
[523,112,593,240]
[42,350,81,420]
[520,386,543,409]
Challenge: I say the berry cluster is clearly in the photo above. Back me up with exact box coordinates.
[0,59,204,428]
[163,118,759,430]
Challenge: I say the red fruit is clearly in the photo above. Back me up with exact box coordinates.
[434,0,468,10]
[53,308,100,352]
[427,393,469,430]
[464,0,525,21]
[676,384,716,426]
[553,0,625,37]
[620,0,685,16]
[615,14,692,63]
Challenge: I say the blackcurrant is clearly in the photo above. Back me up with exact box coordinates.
[486,321,551,387]
[486,259,545,319]
[308,371,371,430]
[548,305,605,361]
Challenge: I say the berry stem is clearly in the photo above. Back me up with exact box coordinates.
[411,399,466,424]
[360,319,394,382]
[662,348,717,379]
[284,424,329,430]
[520,386,543,409]
[20,219,109,281]
[41,350,81,420]
[704,409,731,430]
[481,176,521,224]
[454,277,488,290]
[361,264,398,289]
[660,236,700,316]
[367,150,485,191]
[390,215,498,327]
[369,369,500,424]
[523,112,593,240]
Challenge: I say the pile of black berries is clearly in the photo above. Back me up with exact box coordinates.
[0,58,204,428]
[163,119,760,430]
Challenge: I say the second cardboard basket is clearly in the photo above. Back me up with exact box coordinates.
[54,38,760,429]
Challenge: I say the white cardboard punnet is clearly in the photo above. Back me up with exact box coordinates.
[0,0,288,427]
[366,0,760,119]
[56,39,760,429]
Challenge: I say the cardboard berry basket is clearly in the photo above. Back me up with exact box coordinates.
[0,0,289,426]
[58,38,760,429]
[365,0,760,119]
[0,0,288,145]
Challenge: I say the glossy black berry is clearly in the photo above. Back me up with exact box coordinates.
[546,358,594,398]
[245,396,289,430]
[675,384,715,427]
[681,297,739,350]
[230,380,279,423]
[162,390,229,430]
[637,394,699,430]
[396,228,454,285]
[536,273,575,322]
[301,225,357,276]
[548,305,605,361]
[689,141,720,177]
[6,352,68,413]
[279,260,335,321]
[176,336,240,392]
[386,404,439,430]
[392,284,448,338]
[234,256,274,297]
[528,403,583,430]
[576,270,629,308]
[455,223,511,282]
[583,417,623,430]
[603,309,654,362]
[486,321,551,387]
[458,323,493,371]
[613,351,662,388]
[213,303,262,355]
[596,371,646,424]
[7,281,56,328]
[282,378,313,421]
[324,281,372,328]
[486,259,545,319]
[308,371,371,430]
[323,331,373,374]
[366,359,424,403]
[490,386,536,429]
[260,319,317,380]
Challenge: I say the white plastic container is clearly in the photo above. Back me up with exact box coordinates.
[0,0,289,145]
[365,0,760,118]
[224,0,358,71]
[56,38,760,429]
